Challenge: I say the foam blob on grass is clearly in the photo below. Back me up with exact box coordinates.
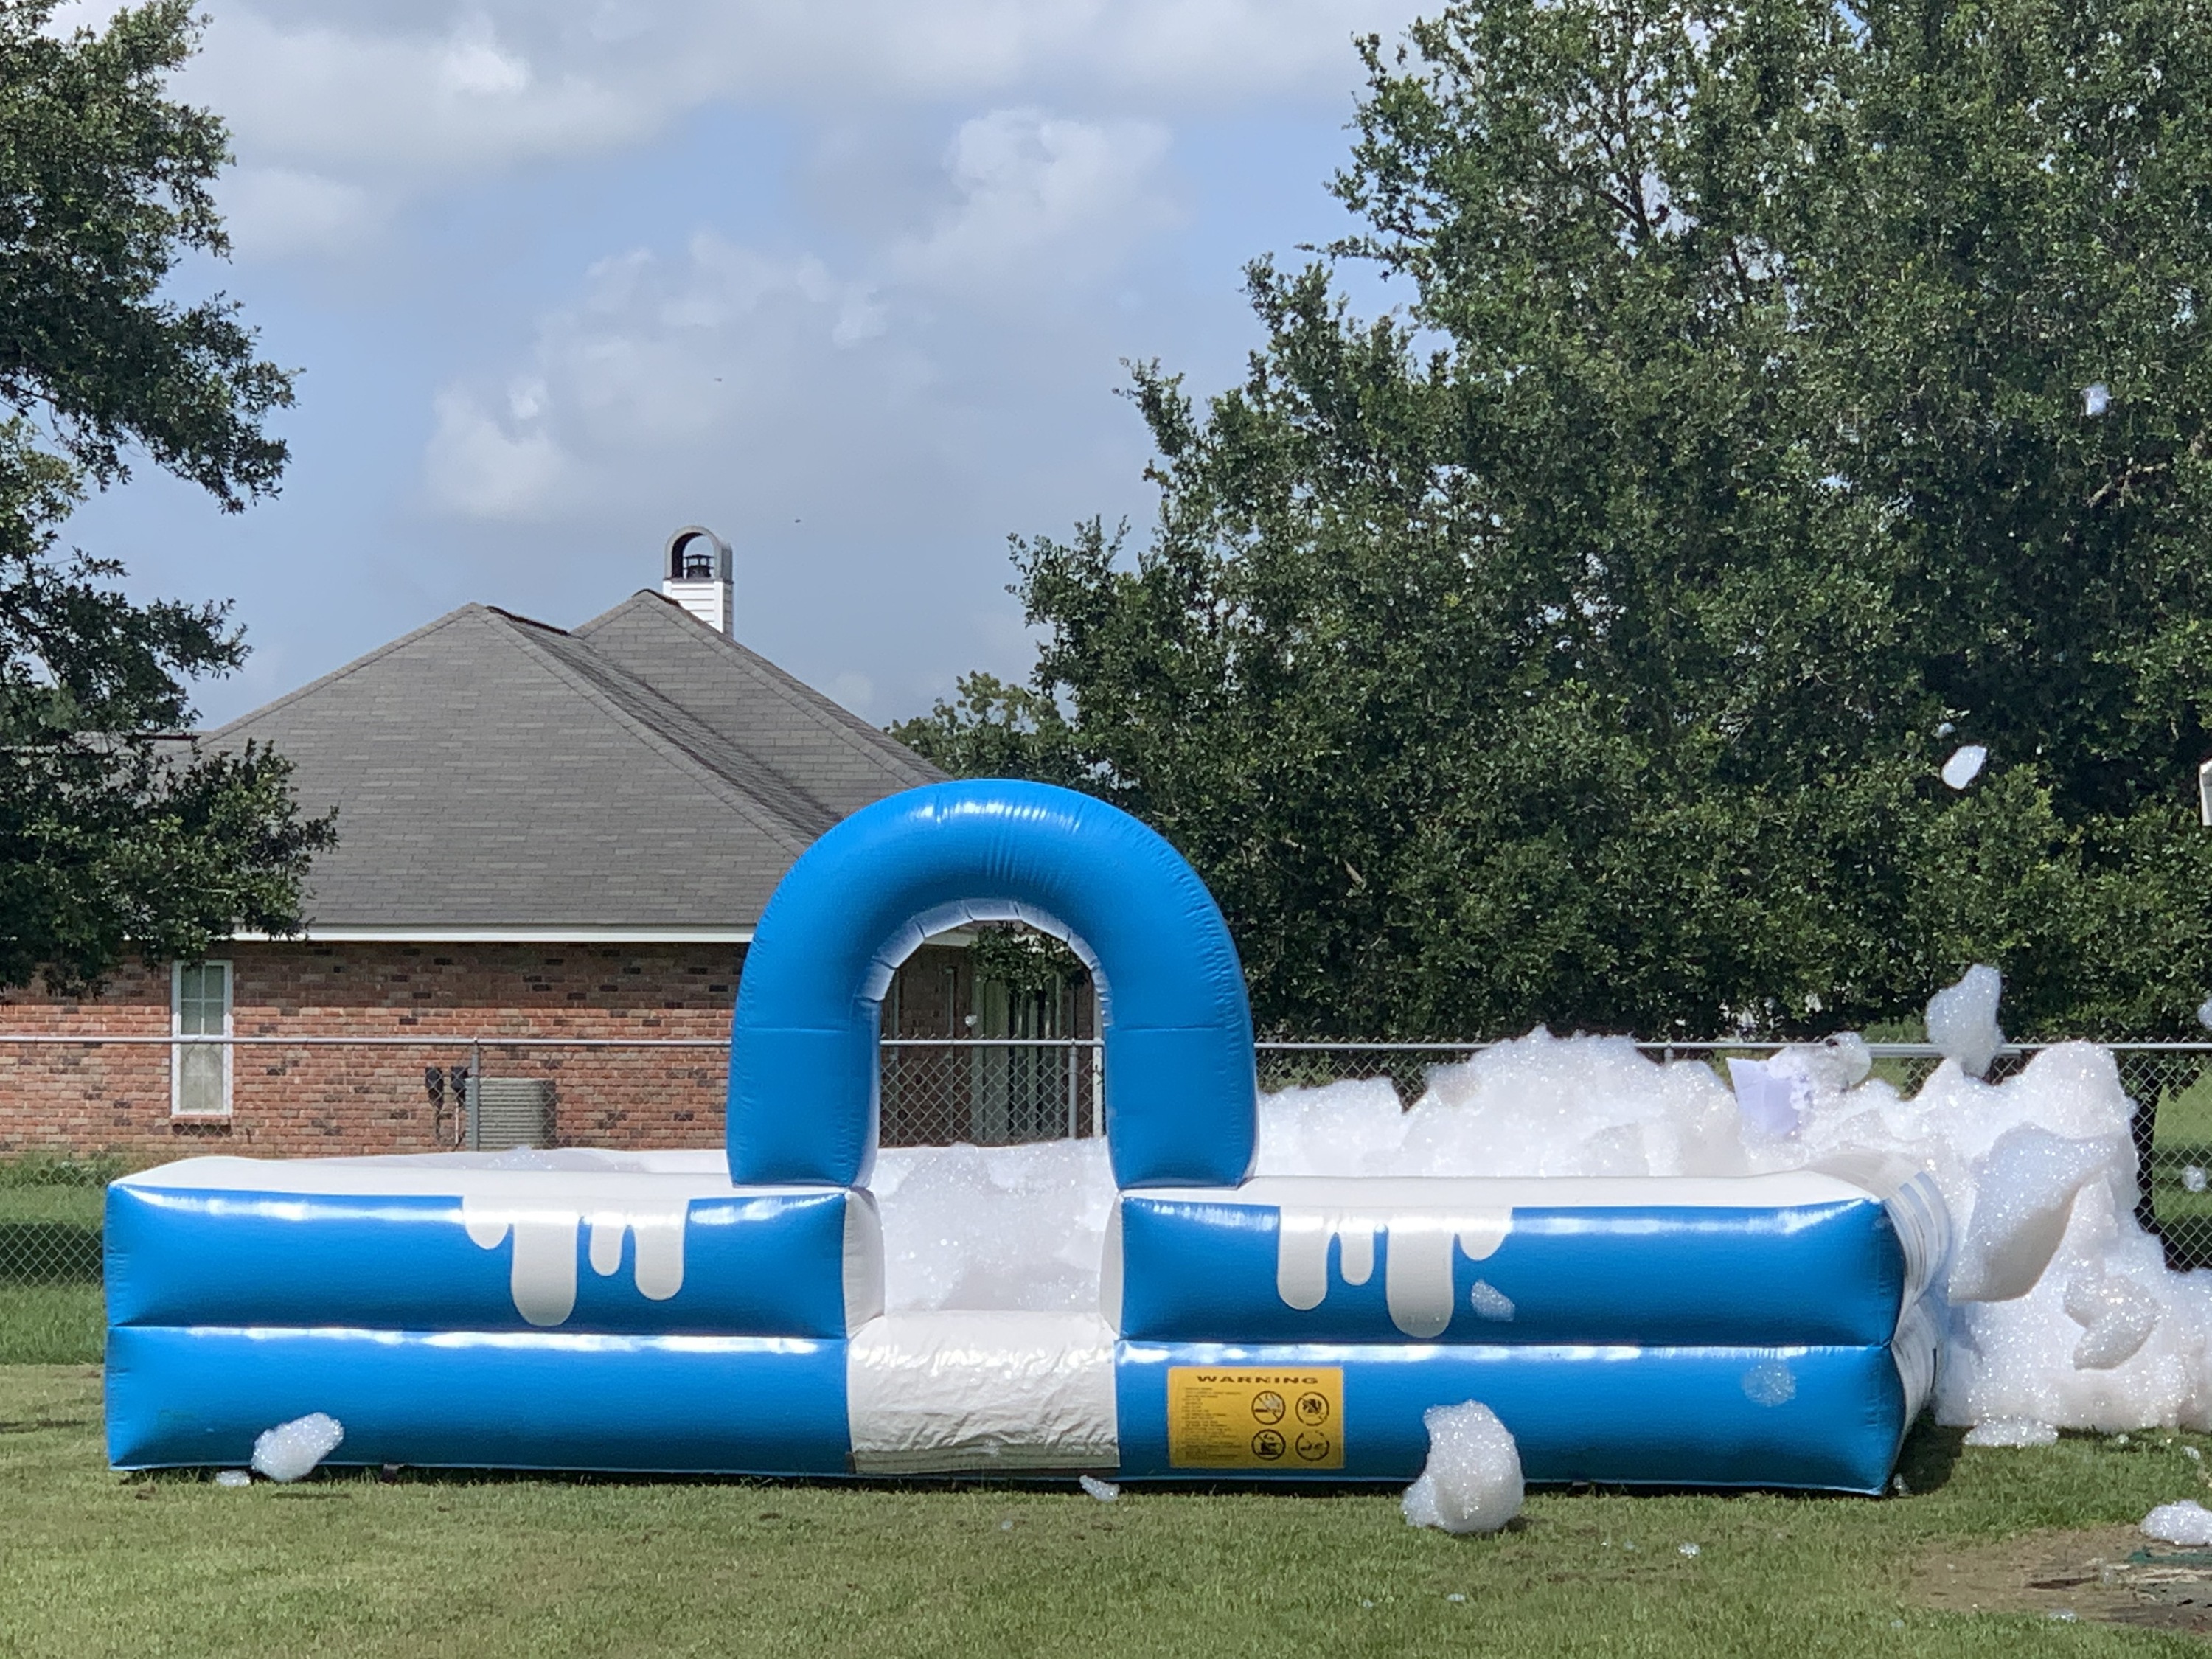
[251,1413,344,1483]
[1402,1401,1523,1534]
[2144,1500,2212,1545]
[1964,1418,2059,1447]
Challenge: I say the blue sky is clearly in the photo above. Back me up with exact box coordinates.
[54,0,1422,728]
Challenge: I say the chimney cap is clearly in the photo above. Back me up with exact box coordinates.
[665,525,731,583]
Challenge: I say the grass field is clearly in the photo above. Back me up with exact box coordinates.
[2,1368,2211,1656]
[7,1106,2212,1653]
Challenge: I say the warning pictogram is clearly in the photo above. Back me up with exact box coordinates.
[1166,1368,1345,1470]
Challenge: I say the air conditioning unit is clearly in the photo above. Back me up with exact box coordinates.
[466,1077,557,1151]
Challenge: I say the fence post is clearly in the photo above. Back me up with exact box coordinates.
[1065,1040,1078,1140]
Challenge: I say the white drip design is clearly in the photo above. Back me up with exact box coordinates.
[462,1191,692,1327]
[1274,1206,1513,1338]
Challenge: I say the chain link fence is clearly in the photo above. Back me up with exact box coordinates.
[7,1036,2212,1363]
[881,1038,1101,1146]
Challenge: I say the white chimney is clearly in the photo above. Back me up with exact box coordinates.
[661,525,733,635]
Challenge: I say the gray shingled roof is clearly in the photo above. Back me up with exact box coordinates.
[203,594,945,933]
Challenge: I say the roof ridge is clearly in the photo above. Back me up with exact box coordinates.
[483,605,574,637]
[574,592,943,785]
[520,625,841,834]
[479,613,824,855]
[201,605,500,741]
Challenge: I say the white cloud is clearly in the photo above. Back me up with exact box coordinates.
[216,167,381,259]
[438,15,532,97]
[423,104,1177,521]
[425,388,569,519]
[892,109,1175,291]
[175,0,1414,226]
[179,7,648,179]
[423,235,900,518]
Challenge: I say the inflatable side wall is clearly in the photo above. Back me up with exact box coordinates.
[105,1151,880,1473]
[1101,1168,1945,1490]
[105,781,1947,1492]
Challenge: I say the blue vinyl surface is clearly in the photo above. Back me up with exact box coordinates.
[727,781,1257,1189]
[105,1326,853,1475]
[1115,1341,1913,1493]
[1116,1194,1911,1346]
[106,1183,865,1338]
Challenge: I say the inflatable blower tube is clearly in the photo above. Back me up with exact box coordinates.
[727,780,1257,1189]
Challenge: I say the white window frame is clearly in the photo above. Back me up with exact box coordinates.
[170,959,234,1119]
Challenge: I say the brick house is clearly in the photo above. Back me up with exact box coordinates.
[0,531,1093,1160]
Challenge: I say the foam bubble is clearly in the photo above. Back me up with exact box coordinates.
[1949,1125,2118,1304]
[872,1138,1114,1313]
[1941,745,1989,789]
[1402,1400,1523,1534]
[1927,965,2006,1077]
[1469,1280,1516,1321]
[1964,1419,2059,1447]
[2144,1500,2212,1545]
[2064,1269,2160,1371]
[251,1412,344,1483]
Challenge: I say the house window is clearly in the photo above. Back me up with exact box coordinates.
[171,960,232,1117]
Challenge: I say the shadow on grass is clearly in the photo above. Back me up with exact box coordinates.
[1895,1413,1965,1496]
[124,1446,1963,1500]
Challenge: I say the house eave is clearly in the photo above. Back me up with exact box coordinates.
[228,925,758,945]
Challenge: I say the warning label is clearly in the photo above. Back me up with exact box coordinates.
[1166,1367,1344,1470]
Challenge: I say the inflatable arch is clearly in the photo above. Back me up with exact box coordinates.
[728,779,1256,1190]
[103,782,1944,1493]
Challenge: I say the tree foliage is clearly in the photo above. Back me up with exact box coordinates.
[0,0,330,993]
[896,0,2212,1040]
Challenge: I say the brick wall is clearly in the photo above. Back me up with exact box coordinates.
[0,939,1075,1161]
[0,957,171,1158]
[0,942,750,1159]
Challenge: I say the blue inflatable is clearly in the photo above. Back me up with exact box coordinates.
[107,780,1945,1492]
[728,782,1255,1189]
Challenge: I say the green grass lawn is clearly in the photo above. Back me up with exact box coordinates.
[1,1367,2210,1657]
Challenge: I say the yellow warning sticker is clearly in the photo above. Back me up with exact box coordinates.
[1166,1367,1344,1470]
